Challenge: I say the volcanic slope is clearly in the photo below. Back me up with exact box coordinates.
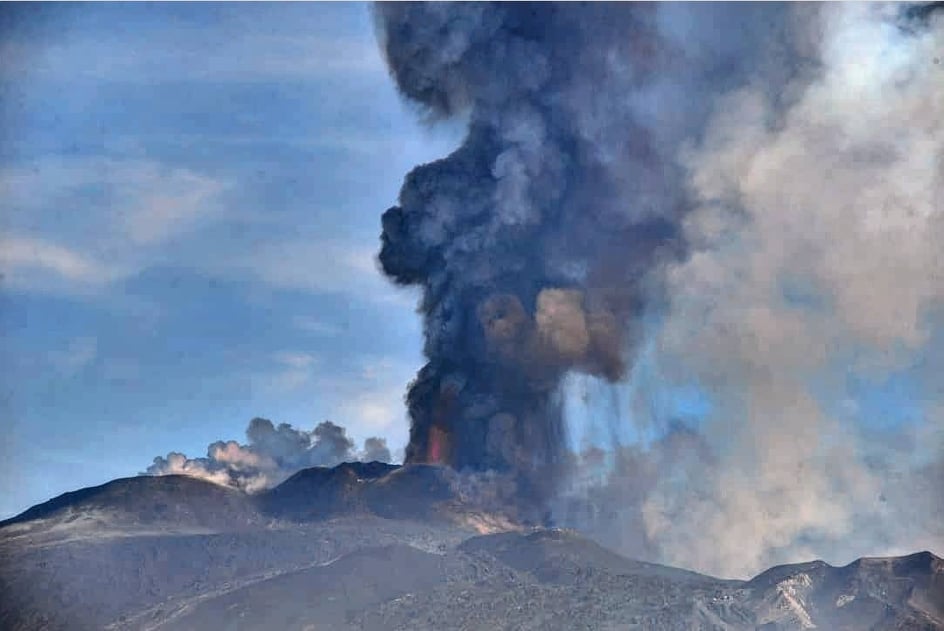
[1,464,941,631]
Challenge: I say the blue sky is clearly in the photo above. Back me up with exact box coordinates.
[0,2,464,517]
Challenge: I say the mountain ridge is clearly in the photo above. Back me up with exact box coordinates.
[2,464,941,630]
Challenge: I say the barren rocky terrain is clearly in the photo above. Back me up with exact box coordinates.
[1,463,941,630]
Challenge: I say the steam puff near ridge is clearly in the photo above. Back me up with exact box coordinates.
[146,418,392,493]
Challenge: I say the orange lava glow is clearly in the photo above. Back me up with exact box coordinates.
[428,426,449,464]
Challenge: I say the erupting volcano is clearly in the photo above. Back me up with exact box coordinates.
[375,2,784,501]
[2,2,943,629]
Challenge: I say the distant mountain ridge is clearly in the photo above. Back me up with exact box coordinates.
[0,462,466,533]
[1,463,941,630]
[0,474,264,533]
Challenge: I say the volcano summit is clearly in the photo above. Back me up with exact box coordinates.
[1,463,942,630]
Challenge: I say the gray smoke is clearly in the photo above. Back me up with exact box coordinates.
[146,418,392,492]
[362,436,394,463]
[375,2,800,507]
[377,1,944,576]
[554,3,944,577]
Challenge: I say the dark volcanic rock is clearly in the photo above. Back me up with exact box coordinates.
[361,464,458,519]
[0,475,262,534]
[459,529,724,586]
[746,550,944,630]
[258,462,468,524]
[1,466,941,631]
[258,461,400,522]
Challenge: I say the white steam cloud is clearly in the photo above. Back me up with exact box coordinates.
[146,418,393,493]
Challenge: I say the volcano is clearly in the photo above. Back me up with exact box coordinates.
[1,464,941,631]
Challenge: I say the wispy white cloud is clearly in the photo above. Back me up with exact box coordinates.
[243,351,414,436]
[219,240,365,295]
[251,351,320,395]
[292,315,344,337]
[2,29,386,85]
[218,238,417,308]
[0,157,227,294]
[2,158,226,245]
[0,237,117,290]
[272,351,318,370]
[0,154,419,312]
[338,385,406,433]
[320,355,415,435]
[120,170,225,246]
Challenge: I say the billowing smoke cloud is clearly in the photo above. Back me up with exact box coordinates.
[377,1,944,576]
[374,2,798,505]
[553,3,944,577]
[146,418,392,492]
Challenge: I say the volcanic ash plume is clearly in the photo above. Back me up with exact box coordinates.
[374,2,796,499]
[553,3,944,577]
[147,418,392,492]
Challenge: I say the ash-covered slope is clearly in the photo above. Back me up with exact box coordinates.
[0,462,488,541]
[0,475,263,539]
[1,465,941,631]
[0,463,481,631]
